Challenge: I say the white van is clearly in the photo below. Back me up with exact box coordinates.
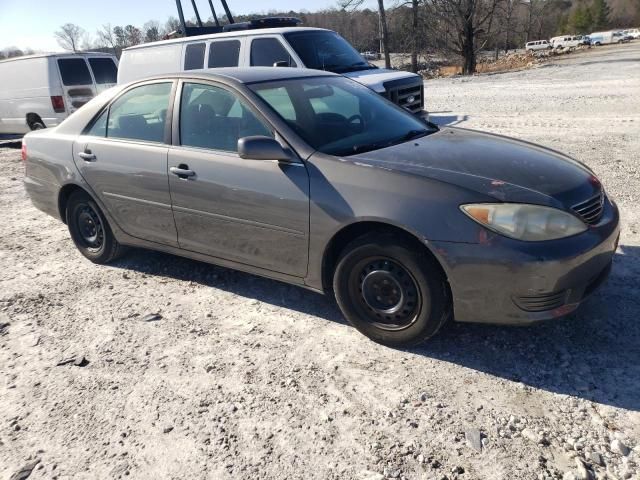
[525,40,551,51]
[0,52,118,134]
[550,35,582,49]
[622,28,640,39]
[118,22,426,117]
[589,31,625,45]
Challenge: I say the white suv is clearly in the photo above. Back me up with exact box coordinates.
[550,36,582,49]
[525,40,551,51]
[118,23,426,117]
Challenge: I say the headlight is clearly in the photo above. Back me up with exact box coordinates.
[461,203,587,241]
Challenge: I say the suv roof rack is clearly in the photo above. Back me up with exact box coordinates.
[222,17,302,32]
[175,0,302,37]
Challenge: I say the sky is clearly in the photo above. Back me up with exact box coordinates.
[0,0,371,52]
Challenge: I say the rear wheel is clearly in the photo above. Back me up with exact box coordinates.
[66,190,125,264]
[30,121,45,130]
[333,234,451,347]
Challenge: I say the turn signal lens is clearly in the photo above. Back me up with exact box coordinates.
[461,203,588,241]
[21,142,27,162]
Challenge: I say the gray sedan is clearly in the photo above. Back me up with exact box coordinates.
[22,68,620,346]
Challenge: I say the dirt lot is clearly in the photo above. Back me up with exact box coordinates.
[1,43,639,480]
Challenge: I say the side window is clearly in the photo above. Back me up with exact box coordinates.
[107,82,172,143]
[184,43,206,70]
[180,82,272,152]
[87,109,108,137]
[208,40,241,68]
[88,58,117,84]
[250,38,297,67]
[255,87,296,121]
[57,58,93,86]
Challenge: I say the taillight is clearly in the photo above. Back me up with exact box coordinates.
[51,95,65,113]
[21,142,27,162]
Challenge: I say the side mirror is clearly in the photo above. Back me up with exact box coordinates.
[238,136,293,161]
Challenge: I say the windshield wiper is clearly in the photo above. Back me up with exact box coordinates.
[401,129,430,141]
[327,63,374,73]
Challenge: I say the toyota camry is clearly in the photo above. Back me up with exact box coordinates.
[22,68,620,346]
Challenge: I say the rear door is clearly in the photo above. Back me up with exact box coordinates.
[73,80,179,247]
[87,56,118,93]
[56,57,96,113]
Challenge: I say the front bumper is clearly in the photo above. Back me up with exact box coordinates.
[431,199,620,325]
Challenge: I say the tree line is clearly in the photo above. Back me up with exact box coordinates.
[2,0,638,74]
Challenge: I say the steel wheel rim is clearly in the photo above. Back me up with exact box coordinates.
[352,257,422,331]
[76,204,104,251]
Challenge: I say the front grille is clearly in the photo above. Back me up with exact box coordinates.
[383,78,424,114]
[572,190,605,225]
[514,290,568,312]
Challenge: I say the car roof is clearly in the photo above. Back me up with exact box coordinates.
[0,51,115,64]
[124,27,330,51]
[132,67,337,86]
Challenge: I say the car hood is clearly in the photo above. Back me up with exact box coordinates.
[347,127,600,208]
[342,68,420,94]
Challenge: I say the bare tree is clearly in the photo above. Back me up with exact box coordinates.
[96,23,118,54]
[124,25,143,46]
[496,0,520,52]
[338,0,392,68]
[164,16,182,37]
[54,23,85,52]
[411,0,419,72]
[143,21,161,43]
[427,0,500,74]
[113,26,127,49]
[377,0,392,68]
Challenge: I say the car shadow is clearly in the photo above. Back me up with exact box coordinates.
[0,134,23,149]
[429,113,470,127]
[112,243,640,411]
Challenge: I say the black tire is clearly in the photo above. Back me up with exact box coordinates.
[66,190,125,264]
[333,233,451,347]
[30,121,45,130]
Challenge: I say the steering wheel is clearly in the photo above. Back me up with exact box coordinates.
[347,114,364,132]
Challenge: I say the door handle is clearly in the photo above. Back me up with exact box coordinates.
[78,151,96,161]
[170,165,196,178]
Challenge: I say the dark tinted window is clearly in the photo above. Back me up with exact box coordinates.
[250,38,296,67]
[107,82,172,143]
[184,43,206,70]
[88,58,117,84]
[180,82,272,152]
[284,31,369,73]
[57,58,93,86]
[208,40,241,68]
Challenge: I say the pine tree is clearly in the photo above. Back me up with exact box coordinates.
[591,0,611,30]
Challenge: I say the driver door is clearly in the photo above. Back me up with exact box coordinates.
[167,81,310,277]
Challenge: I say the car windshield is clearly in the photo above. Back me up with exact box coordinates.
[249,76,436,157]
[284,31,374,74]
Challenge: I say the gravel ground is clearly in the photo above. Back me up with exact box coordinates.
[1,43,639,480]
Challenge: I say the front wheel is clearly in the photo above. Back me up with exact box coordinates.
[66,190,125,264]
[333,234,451,347]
